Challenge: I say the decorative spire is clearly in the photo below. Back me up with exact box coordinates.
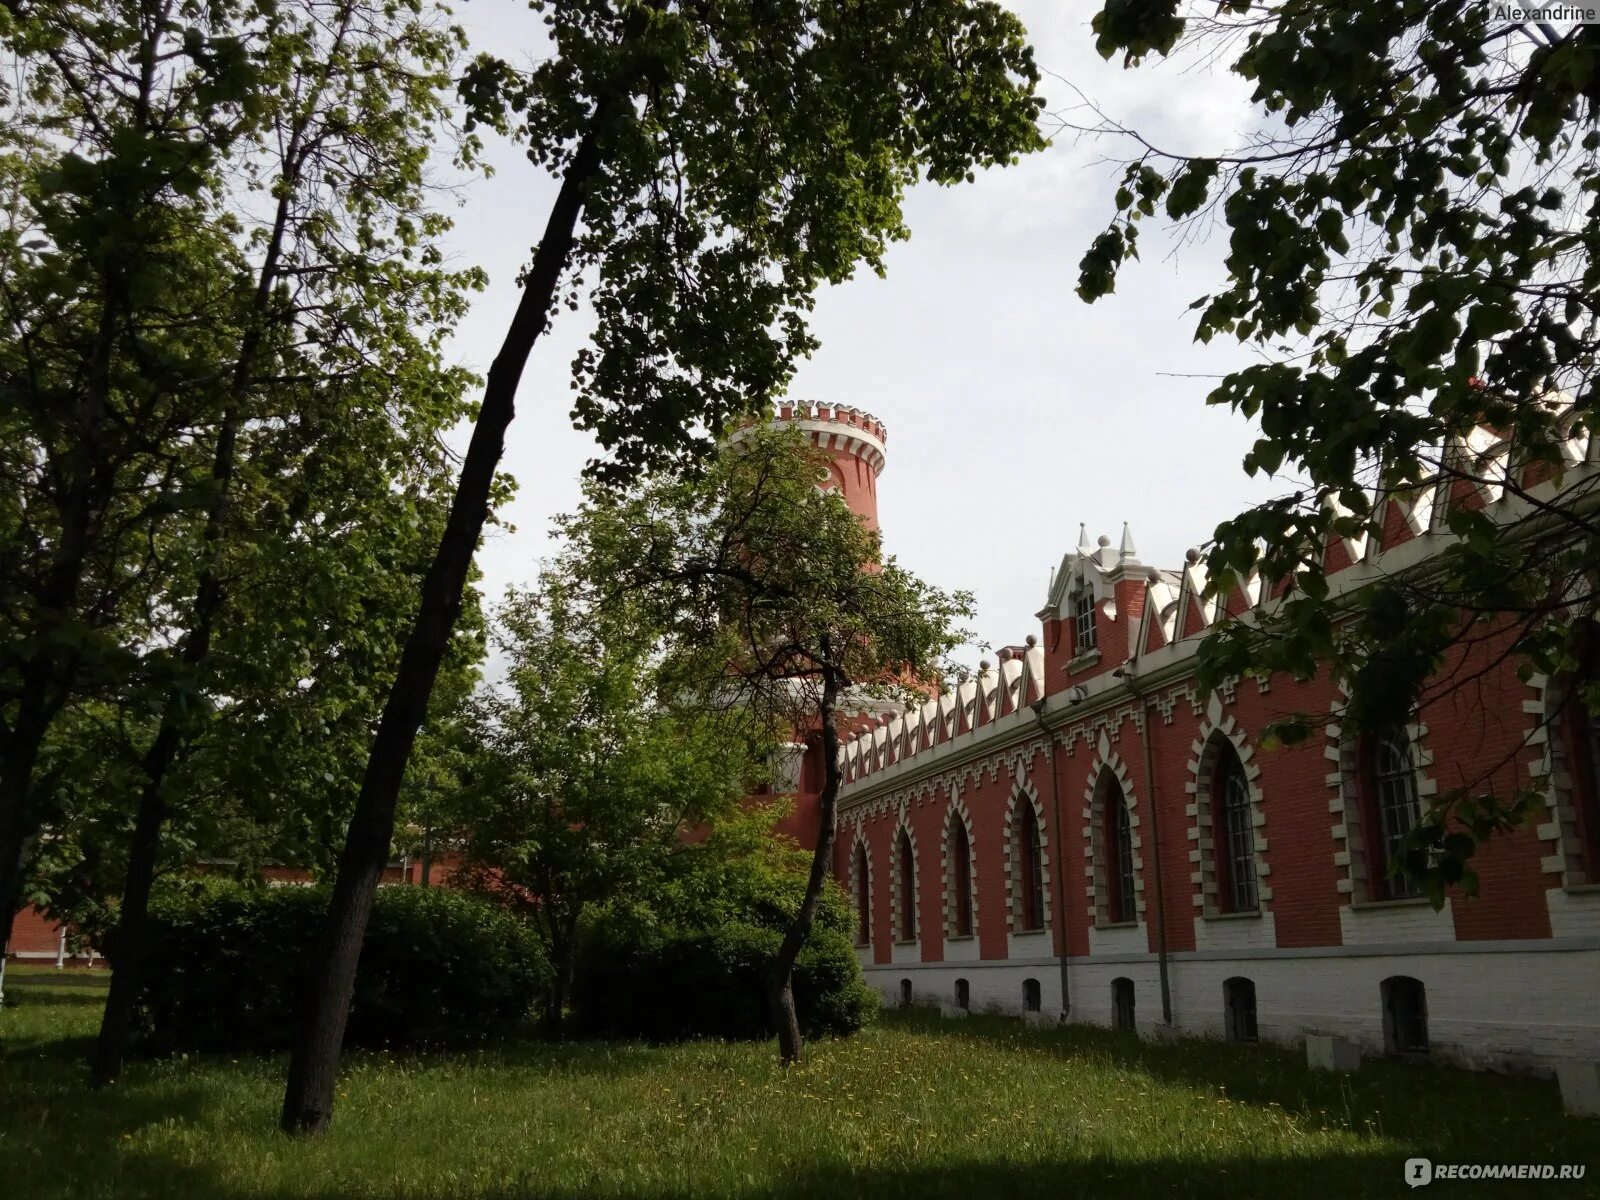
[1119,522,1137,561]
[1076,523,1091,555]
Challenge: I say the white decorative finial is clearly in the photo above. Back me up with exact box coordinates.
[1185,547,1200,564]
[1120,522,1137,561]
[1076,523,1091,555]
[1097,534,1111,548]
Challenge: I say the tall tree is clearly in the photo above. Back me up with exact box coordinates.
[564,426,970,1064]
[81,0,481,1086]
[0,0,262,969]
[282,0,1042,1133]
[456,582,761,1034]
[1077,3,1600,897]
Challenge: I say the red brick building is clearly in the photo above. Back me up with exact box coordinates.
[787,401,1600,1072]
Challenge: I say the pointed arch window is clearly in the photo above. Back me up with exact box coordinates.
[1361,731,1422,900]
[1211,742,1259,913]
[896,829,917,941]
[1105,779,1137,924]
[1017,802,1045,931]
[949,819,973,937]
[853,844,871,947]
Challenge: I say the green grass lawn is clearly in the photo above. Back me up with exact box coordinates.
[1,965,1594,1199]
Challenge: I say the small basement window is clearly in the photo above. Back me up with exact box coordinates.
[1023,978,1042,1013]
[1112,977,1136,1032]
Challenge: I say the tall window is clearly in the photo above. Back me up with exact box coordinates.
[950,819,973,937]
[853,844,870,947]
[1105,780,1137,923]
[1364,732,1422,899]
[1561,658,1600,876]
[897,830,917,941]
[1017,803,1045,930]
[1212,743,1259,913]
[1074,589,1098,654]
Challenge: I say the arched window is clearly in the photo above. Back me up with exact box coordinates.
[1362,732,1422,899]
[853,844,871,947]
[1211,742,1259,913]
[954,978,970,1011]
[949,818,974,937]
[1022,978,1042,1013]
[1382,975,1428,1054]
[1074,589,1098,654]
[1560,650,1600,876]
[1112,977,1136,1031]
[896,829,917,941]
[1017,802,1045,931]
[1105,778,1137,924]
[1223,977,1258,1044]
[899,978,912,1008]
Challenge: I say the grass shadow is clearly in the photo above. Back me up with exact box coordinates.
[884,1008,1595,1158]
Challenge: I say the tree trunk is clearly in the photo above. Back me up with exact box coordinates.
[766,658,843,1065]
[278,128,602,1136]
[88,724,176,1083]
[90,47,312,1075]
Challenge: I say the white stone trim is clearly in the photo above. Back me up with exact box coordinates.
[1325,682,1437,904]
[941,788,979,941]
[1187,693,1271,915]
[888,808,920,948]
[1082,732,1147,928]
[847,829,874,950]
[1524,671,1600,889]
[1003,775,1052,935]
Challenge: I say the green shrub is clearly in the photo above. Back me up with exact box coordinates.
[571,920,876,1042]
[136,878,549,1055]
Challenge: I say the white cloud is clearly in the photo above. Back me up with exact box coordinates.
[438,0,1287,666]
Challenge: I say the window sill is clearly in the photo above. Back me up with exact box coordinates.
[854,941,871,950]
[1012,926,1048,936]
[1349,895,1433,911]
[1203,909,1263,922]
[1094,920,1139,930]
[1067,650,1101,673]
[1562,882,1600,895]
[945,933,976,942]
[894,938,919,947]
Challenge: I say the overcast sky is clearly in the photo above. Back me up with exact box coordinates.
[440,1,1286,665]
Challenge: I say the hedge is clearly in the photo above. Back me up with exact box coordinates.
[571,920,877,1042]
[134,878,549,1055]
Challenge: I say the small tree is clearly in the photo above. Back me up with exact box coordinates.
[455,583,760,1034]
[566,425,970,1063]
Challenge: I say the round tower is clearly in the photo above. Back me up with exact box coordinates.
[772,401,887,532]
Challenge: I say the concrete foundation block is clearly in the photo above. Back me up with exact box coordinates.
[1557,1061,1600,1117]
[1306,1033,1361,1072]
[1023,1010,1057,1030]
[939,1004,969,1020]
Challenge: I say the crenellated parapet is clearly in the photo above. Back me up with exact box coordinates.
[838,638,1048,786]
[832,409,1600,793]
[774,400,888,471]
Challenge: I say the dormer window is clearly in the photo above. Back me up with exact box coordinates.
[1074,589,1098,654]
